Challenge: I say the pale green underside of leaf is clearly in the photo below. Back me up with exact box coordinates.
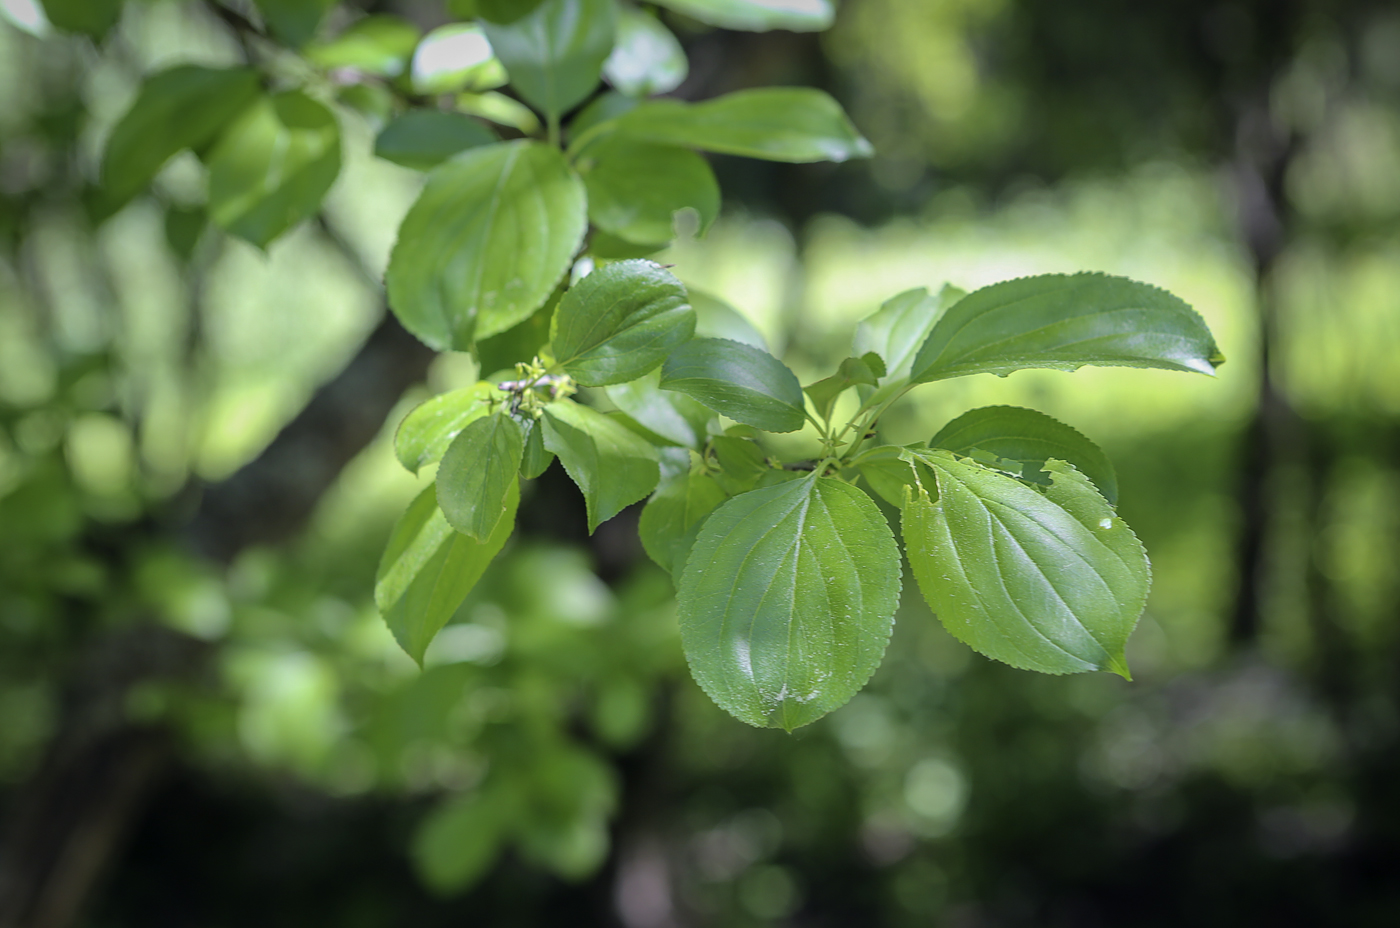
[580,137,719,245]
[482,0,618,120]
[677,476,901,731]
[910,272,1225,384]
[542,400,660,532]
[854,284,963,392]
[437,413,524,540]
[377,480,519,665]
[651,0,833,32]
[613,88,873,163]
[386,140,587,350]
[394,383,498,474]
[659,337,806,433]
[902,450,1148,678]
[603,7,687,96]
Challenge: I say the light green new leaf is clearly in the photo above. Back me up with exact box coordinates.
[387,140,586,349]
[40,0,121,38]
[678,476,901,731]
[374,110,497,171]
[552,260,695,385]
[606,369,713,447]
[652,0,833,32]
[803,353,883,421]
[580,137,719,245]
[691,289,768,349]
[930,405,1119,505]
[413,790,504,895]
[394,382,497,474]
[902,450,1148,678]
[603,7,686,96]
[614,88,872,163]
[541,400,660,532]
[411,23,507,94]
[909,272,1226,384]
[660,338,806,433]
[457,91,542,133]
[377,481,519,664]
[437,413,524,540]
[306,16,420,76]
[205,91,341,248]
[854,284,963,388]
[482,0,619,121]
[638,470,727,574]
[101,66,260,211]
[253,0,333,47]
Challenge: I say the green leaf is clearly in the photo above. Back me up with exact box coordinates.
[450,0,549,24]
[411,23,507,94]
[476,284,561,376]
[605,369,713,447]
[253,0,333,47]
[568,90,638,140]
[909,272,1226,384]
[854,284,963,388]
[394,382,497,474]
[387,140,586,350]
[377,481,519,665]
[437,413,524,540]
[306,16,421,76]
[603,7,686,96]
[373,110,497,171]
[520,418,556,477]
[651,0,833,32]
[40,0,122,38]
[587,230,666,260]
[691,289,768,349]
[205,91,341,249]
[660,338,806,433]
[482,0,619,122]
[930,406,1119,505]
[541,400,660,532]
[853,444,920,508]
[580,137,719,245]
[457,91,542,134]
[902,450,1148,678]
[638,469,727,574]
[803,353,883,422]
[677,476,901,731]
[709,434,767,495]
[101,66,260,211]
[413,790,503,895]
[552,260,695,385]
[613,88,872,163]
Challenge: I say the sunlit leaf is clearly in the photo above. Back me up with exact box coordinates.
[854,284,963,389]
[306,15,421,76]
[394,382,497,474]
[580,137,719,245]
[482,0,619,121]
[541,400,660,532]
[552,259,695,385]
[603,7,686,96]
[660,338,806,432]
[411,23,507,94]
[651,0,833,32]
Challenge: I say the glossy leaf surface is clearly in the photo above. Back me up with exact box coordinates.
[580,137,719,245]
[483,0,619,121]
[387,141,586,349]
[910,273,1225,384]
[377,481,519,664]
[552,260,695,385]
[638,470,727,574]
[677,476,901,731]
[613,88,872,163]
[603,7,686,96]
[101,66,260,210]
[542,401,660,532]
[205,91,341,248]
[651,0,833,32]
[660,338,806,433]
[930,405,1119,505]
[374,110,497,171]
[903,451,1148,678]
[437,413,524,540]
[394,382,497,474]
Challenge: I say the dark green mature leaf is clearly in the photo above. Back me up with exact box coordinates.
[909,272,1226,384]
[638,470,727,574]
[804,353,884,421]
[373,110,497,171]
[306,15,420,76]
[580,137,719,245]
[253,0,332,47]
[413,788,505,895]
[854,284,963,388]
[903,450,1147,678]
[449,0,549,24]
[652,0,833,32]
[437,413,524,540]
[40,0,122,38]
[931,406,1119,505]
[411,24,507,94]
[613,88,872,163]
[205,91,341,248]
[552,260,695,385]
[606,369,713,447]
[541,400,660,532]
[691,289,768,349]
[387,141,586,350]
[101,66,260,211]
[483,0,619,121]
[603,7,686,96]
[660,338,806,433]
[377,481,519,664]
[394,382,497,474]
[520,419,555,477]
[678,476,901,731]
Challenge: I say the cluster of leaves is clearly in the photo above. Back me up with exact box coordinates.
[85,0,1223,733]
